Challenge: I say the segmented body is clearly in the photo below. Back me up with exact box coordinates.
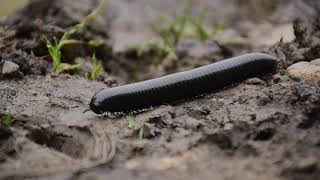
[90,53,278,114]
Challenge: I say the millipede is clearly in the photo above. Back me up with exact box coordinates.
[90,53,278,114]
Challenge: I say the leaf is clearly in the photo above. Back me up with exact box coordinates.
[1,112,14,127]
[58,39,85,49]
[138,127,144,139]
[126,114,135,129]
[90,54,103,80]
[45,37,62,74]
[60,63,81,74]
[89,40,104,47]
[44,0,108,75]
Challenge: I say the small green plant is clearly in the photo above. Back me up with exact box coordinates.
[89,40,104,47]
[125,113,144,139]
[45,0,107,75]
[149,2,191,50]
[44,26,84,74]
[148,42,172,58]
[45,37,62,74]
[44,35,83,74]
[90,54,103,80]
[148,0,223,52]
[126,113,135,129]
[188,11,224,41]
[0,112,14,127]
[126,42,172,59]
[138,127,144,139]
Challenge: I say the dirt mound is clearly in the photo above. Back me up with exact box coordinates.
[270,15,320,68]
[0,0,113,80]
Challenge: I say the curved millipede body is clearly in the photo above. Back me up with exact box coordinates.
[90,53,278,114]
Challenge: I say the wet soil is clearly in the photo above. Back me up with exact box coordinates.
[1,0,320,179]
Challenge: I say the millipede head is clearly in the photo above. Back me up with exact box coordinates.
[90,88,107,114]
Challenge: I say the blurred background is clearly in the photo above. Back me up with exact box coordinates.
[0,0,28,16]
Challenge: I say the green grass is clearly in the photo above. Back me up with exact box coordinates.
[89,40,104,47]
[126,113,135,129]
[45,36,83,74]
[188,12,224,41]
[0,112,14,127]
[44,23,86,74]
[125,113,144,139]
[147,42,172,58]
[138,127,144,139]
[152,2,223,43]
[148,2,191,50]
[145,0,223,57]
[126,0,223,59]
[126,42,172,59]
[45,0,107,75]
[90,54,103,80]
[45,37,62,74]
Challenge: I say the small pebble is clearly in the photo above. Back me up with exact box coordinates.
[245,78,266,85]
[1,61,21,76]
[310,59,320,66]
[287,61,320,81]
[224,123,234,130]
[185,117,204,130]
[285,158,318,173]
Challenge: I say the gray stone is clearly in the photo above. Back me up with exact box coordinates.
[287,61,320,81]
[185,117,204,130]
[1,61,20,75]
[245,77,266,85]
[311,59,320,66]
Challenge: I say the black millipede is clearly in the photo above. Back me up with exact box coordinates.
[90,53,278,114]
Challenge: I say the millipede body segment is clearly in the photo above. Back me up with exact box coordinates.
[90,53,278,114]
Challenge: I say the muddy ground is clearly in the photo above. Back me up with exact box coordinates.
[0,0,320,179]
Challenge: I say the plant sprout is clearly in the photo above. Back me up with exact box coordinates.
[0,112,14,127]
[90,53,103,80]
[45,0,107,75]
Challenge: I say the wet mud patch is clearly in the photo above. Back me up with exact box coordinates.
[0,123,115,179]
[26,126,93,159]
[0,76,118,178]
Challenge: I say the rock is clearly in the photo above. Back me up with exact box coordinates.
[311,59,320,66]
[245,78,266,85]
[1,51,48,75]
[273,74,290,84]
[189,106,211,116]
[224,123,234,130]
[140,123,160,138]
[1,61,21,77]
[185,117,204,130]
[283,158,318,174]
[287,61,320,81]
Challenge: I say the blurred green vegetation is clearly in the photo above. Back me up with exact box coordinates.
[0,0,28,16]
